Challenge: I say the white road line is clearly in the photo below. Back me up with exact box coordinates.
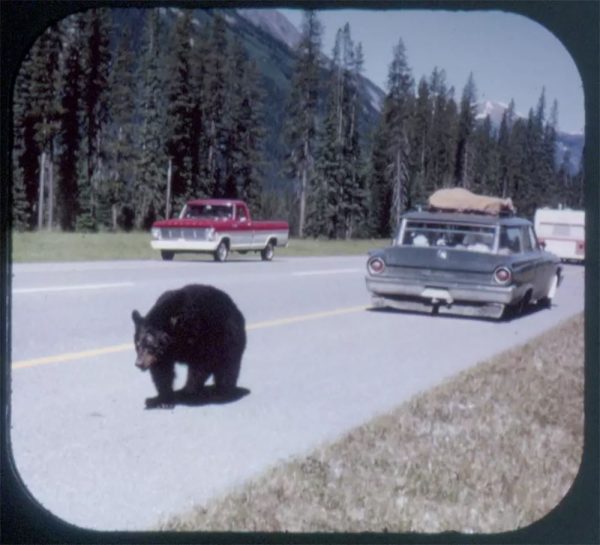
[292,268,362,277]
[13,282,135,294]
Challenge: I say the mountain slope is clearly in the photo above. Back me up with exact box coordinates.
[155,7,382,190]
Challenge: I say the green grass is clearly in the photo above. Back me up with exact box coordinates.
[159,314,584,533]
[10,231,389,263]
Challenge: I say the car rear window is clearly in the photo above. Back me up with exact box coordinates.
[400,221,496,252]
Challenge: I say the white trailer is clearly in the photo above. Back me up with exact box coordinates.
[534,207,585,262]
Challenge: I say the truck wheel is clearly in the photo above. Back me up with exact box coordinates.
[213,241,229,262]
[261,241,274,261]
[161,251,174,261]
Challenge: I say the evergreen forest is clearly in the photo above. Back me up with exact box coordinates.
[12,7,585,238]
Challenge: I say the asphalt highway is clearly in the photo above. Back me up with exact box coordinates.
[9,256,585,530]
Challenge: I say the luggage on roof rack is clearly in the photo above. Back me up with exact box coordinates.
[428,188,515,216]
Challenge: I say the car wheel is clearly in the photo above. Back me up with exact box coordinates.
[161,251,174,261]
[213,241,229,262]
[503,291,531,320]
[261,241,274,261]
[539,273,559,309]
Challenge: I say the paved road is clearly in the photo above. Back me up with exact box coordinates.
[9,256,585,530]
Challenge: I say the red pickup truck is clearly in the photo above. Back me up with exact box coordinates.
[150,199,289,262]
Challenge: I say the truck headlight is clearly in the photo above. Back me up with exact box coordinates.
[151,228,161,240]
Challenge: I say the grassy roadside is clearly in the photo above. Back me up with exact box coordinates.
[10,231,389,263]
[160,313,584,534]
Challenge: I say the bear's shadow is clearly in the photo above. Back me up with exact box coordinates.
[171,385,251,407]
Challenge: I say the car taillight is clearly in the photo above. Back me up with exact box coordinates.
[576,240,585,255]
[368,257,386,275]
[494,266,512,285]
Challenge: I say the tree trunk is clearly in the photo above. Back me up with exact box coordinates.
[37,151,46,230]
[47,158,53,230]
[166,158,172,219]
[298,165,307,238]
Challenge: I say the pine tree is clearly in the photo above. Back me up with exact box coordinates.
[455,73,477,187]
[189,22,210,199]
[165,10,194,212]
[542,99,560,200]
[100,28,138,230]
[283,10,323,236]
[76,8,112,231]
[202,12,230,198]
[135,9,167,228]
[12,21,63,230]
[385,38,414,233]
[12,38,38,229]
[367,120,393,237]
[497,99,516,198]
[427,68,457,193]
[224,38,266,212]
[57,13,86,231]
[409,76,432,206]
[308,24,366,239]
[471,115,500,195]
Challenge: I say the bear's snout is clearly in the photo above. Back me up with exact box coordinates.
[135,355,154,371]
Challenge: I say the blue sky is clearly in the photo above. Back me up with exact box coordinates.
[280,8,584,134]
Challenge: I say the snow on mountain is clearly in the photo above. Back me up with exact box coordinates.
[476,100,584,174]
[476,100,513,126]
[238,8,301,50]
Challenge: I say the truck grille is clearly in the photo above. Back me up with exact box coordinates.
[160,228,210,240]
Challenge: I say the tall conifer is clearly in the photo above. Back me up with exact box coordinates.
[135,9,167,228]
[455,73,477,187]
[385,39,414,232]
[165,11,194,211]
[283,10,322,236]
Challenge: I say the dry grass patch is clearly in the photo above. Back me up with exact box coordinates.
[160,314,584,533]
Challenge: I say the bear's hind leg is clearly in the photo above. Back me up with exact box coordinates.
[180,365,210,395]
[213,353,242,396]
[147,363,176,409]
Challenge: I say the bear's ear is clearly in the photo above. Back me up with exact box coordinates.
[132,310,143,327]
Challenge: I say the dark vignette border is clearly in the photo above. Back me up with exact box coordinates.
[1,1,598,544]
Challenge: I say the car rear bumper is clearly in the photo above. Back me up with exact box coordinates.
[365,275,522,319]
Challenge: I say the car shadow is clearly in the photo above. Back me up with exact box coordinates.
[172,385,251,406]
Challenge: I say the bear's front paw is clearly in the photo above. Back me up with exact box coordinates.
[145,396,175,410]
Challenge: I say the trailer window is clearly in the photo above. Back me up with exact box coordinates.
[539,222,584,239]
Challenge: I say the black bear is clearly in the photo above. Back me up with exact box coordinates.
[131,284,246,409]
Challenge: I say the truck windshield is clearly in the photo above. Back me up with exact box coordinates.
[181,204,233,220]
[400,221,496,252]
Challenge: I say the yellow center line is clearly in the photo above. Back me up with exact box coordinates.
[12,305,368,370]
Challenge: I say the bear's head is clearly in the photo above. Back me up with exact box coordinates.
[131,310,171,370]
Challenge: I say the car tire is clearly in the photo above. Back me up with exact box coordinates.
[539,273,559,309]
[503,291,531,320]
[213,241,229,262]
[161,251,175,261]
[261,241,274,261]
